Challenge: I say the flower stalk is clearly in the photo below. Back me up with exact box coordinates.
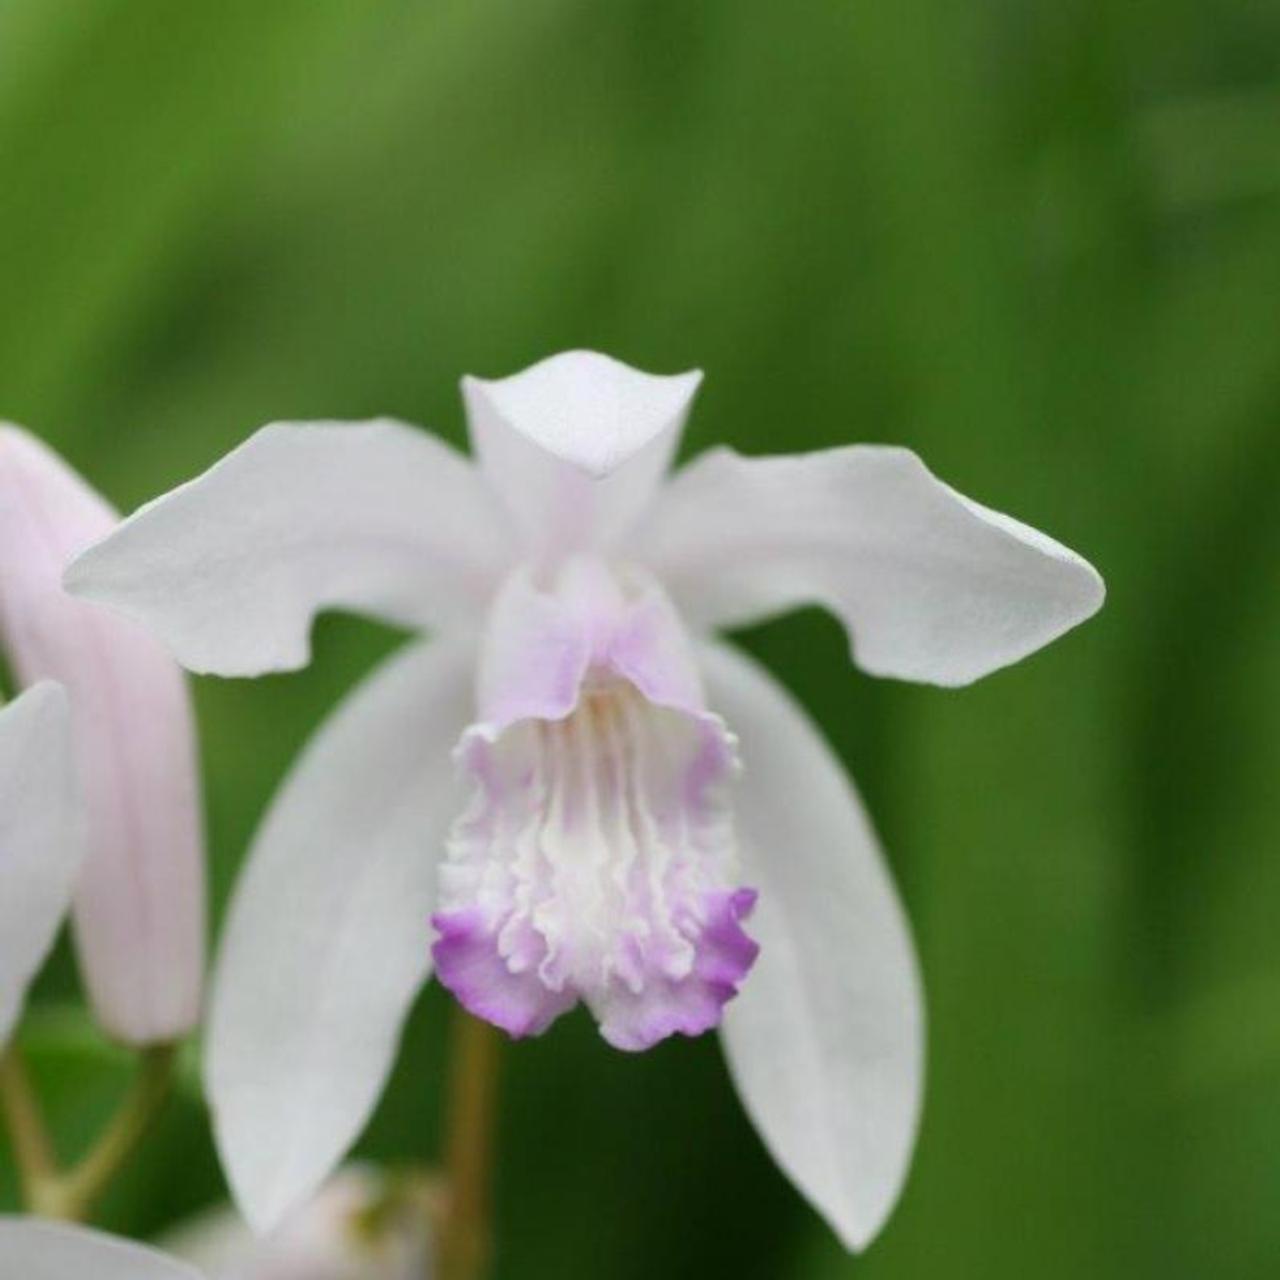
[0,1041,177,1222]
[436,1011,503,1280]
[0,1047,58,1205]
[58,1042,178,1220]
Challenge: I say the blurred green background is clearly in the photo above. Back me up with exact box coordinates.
[2,0,1279,1275]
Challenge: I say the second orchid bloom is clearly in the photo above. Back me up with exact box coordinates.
[0,427,205,1049]
[67,351,1103,1249]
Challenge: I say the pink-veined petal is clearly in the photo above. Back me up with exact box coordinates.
[0,1219,201,1280]
[65,421,510,677]
[207,638,474,1233]
[464,351,701,562]
[0,426,204,1046]
[703,641,924,1251]
[633,446,1104,687]
[0,684,83,1046]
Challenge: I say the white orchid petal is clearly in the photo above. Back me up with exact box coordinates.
[464,351,701,559]
[0,684,83,1046]
[0,426,204,1046]
[65,421,510,677]
[704,641,924,1251]
[634,446,1104,686]
[0,1219,201,1280]
[207,638,474,1233]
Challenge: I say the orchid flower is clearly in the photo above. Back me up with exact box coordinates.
[0,427,205,1047]
[66,351,1104,1247]
[164,1166,434,1280]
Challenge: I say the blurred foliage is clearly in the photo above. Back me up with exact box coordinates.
[1,0,1278,1276]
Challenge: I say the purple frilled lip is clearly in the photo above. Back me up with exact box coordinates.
[430,556,761,1051]
[432,887,759,1051]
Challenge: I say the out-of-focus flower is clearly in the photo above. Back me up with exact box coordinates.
[0,427,205,1047]
[164,1166,433,1280]
[68,351,1103,1247]
[0,1218,200,1280]
[0,683,83,1047]
[0,1169,431,1280]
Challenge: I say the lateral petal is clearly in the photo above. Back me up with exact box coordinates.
[634,446,1104,686]
[66,420,510,676]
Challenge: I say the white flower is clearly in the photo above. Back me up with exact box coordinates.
[164,1166,432,1280]
[67,351,1103,1248]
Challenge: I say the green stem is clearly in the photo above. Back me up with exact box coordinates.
[56,1043,177,1220]
[436,1011,503,1280]
[0,1048,58,1207]
[0,1042,177,1221]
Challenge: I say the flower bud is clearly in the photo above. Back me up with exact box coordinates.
[0,426,204,1045]
[164,1167,434,1280]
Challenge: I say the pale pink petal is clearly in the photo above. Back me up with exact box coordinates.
[632,445,1104,687]
[0,684,83,1046]
[703,641,924,1251]
[66,420,510,677]
[464,351,701,562]
[0,426,204,1046]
